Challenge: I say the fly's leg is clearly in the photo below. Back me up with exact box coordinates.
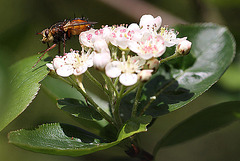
[33,43,57,68]
[58,41,61,55]
[63,32,66,54]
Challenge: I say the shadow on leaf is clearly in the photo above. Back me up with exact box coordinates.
[120,75,194,121]
[60,123,106,143]
[57,98,103,121]
[124,116,152,134]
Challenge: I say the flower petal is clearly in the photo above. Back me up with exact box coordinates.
[139,15,162,32]
[93,51,111,70]
[105,61,122,78]
[139,15,155,29]
[119,73,138,86]
[73,65,88,76]
[79,29,96,48]
[93,38,109,53]
[153,16,162,30]
[53,57,65,69]
[56,65,73,77]
[46,63,54,70]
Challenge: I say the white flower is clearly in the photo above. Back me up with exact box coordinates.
[79,26,112,48]
[110,26,129,49]
[46,56,64,70]
[127,23,143,41]
[139,15,162,33]
[56,64,74,77]
[77,14,192,82]
[79,29,97,48]
[98,26,112,43]
[129,33,166,60]
[46,49,93,77]
[107,15,162,51]
[47,55,74,77]
[160,27,186,47]
[72,49,93,76]
[109,25,142,50]
[105,56,146,86]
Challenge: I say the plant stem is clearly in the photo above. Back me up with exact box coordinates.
[122,82,139,97]
[114,85,126,127]
[67,77,116,127]
[113,77,119,88]
[160,52,181,64]
[85,70,110,96]
[102,73,119,98]
[131,82,144,117]
[121,135,154,161]
[125,142,154,161]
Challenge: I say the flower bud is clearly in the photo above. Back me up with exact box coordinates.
[93,51,111,71]
[138,70,153,82]
[176,40,192,55]
[93,38,109,53]
[146,58,160,72]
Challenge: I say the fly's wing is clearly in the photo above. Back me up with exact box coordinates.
[64,20,97,35]
[65,21,97,27]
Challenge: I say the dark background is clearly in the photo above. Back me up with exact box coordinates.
[0,0,240,160]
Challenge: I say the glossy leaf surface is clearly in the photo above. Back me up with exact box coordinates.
[9,115,151,156]
[0,55,50,131]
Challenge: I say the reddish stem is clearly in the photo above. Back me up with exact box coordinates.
[125,144,154,161]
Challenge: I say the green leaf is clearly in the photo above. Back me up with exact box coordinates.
[42,70,110,115]
[218,64,240,91]
[9,123,111,156]
[8,116,152,156]
[42,75,109,129]
[0,54,50,131]
[57,98,103,121]
[121,23,236,119]
[41,75,84,100]
[118,115,152,140]
[0,52,10,111]
[41,71,111,129]
[153,101,240,155]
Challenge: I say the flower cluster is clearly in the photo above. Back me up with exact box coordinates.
[47,14,192,86]
[46,48,93,77]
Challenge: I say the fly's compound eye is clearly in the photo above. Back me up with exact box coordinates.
[87,25,91,29]
[45,29,49,37]
[41,29,51,43]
